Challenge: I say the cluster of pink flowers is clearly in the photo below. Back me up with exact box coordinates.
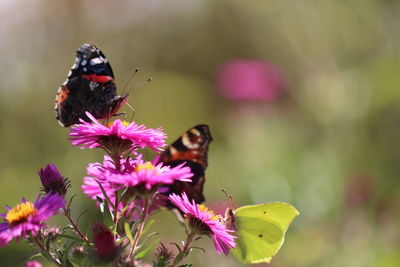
[0,112,236,266]
[70,114,236,255]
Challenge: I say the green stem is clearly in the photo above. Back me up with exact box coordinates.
[129,197,150,258]
[111,154,121,226]
[33,235,62,267]
[172,232,196,267]
[182,232,196,254]
[63,207,90,243]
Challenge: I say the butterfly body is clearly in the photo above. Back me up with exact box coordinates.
[55,44,128,127]
[159,124,213,205]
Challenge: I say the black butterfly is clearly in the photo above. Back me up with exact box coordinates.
[55,44,128,127]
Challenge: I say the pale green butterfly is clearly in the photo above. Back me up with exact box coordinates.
[224,202,299,264]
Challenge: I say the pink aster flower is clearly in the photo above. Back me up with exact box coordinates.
[69,112,166,154]
[169,192,236,255]
[81,155,134,200]
[106,156,193,192]
[0,194,65,247]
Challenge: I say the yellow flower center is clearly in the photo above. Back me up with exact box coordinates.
[135,162,156,173]
[106,121,130,128]
[199,204,219,220]
[6,202,37,224]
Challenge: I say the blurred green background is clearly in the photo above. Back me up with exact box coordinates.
[0,0,399,266]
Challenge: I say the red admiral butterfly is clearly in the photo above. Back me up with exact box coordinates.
[55,44,128,127]
[159,124,213,205]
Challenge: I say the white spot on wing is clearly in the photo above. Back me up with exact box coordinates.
[90,57,103,65]
[182,133,200,149]
[81,59,87,66]
[169,146,178,155]
[190,128,201,136]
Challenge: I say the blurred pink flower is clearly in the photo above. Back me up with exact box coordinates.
[217,59,284,102]
[24,261,42,267]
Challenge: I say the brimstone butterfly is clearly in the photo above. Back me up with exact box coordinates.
[227,202,299,264]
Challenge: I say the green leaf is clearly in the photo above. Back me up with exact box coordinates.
[135,239,159,259]
[59,234,86,243]
[142,219,155,235]
[153,256,169,267]
[231,202,299,264]
[96,195,114,228]
[96,182,116,211]
[136,232,159,251]
[124,222,134,245]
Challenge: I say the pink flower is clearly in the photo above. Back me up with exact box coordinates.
[24,261,42,267]
[81,155,134,200]
[106,156,193,192]
[169,193,236,255]
[119,197,166,221]
[217,59,284,102]
[0,194,65,247]
[69,112,166,153]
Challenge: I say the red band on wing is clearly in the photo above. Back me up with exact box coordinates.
[82,74,114,83]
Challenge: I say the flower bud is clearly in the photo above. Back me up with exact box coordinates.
[92,223,118,262]
[38,164,70,195]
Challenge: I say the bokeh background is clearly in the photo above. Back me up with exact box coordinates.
[0,0,399,266]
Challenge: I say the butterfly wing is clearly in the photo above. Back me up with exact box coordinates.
[69,43,114,81]
[159,124,213,205]
[55,44,128,127]
[231,203,299,264]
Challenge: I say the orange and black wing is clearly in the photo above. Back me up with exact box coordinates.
[159,124,212,205]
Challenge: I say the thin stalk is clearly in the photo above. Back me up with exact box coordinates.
[111,154,121,226]
[129,197,150,258]
[182,232,196,254]
[33,236,62,267]
[63,207,90,243]
[171,232,196,267]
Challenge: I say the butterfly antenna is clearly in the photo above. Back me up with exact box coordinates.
[128,77,152,92]
[121,67,139,95]
[221,189,233,206]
